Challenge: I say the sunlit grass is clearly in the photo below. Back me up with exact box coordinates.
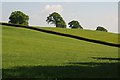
[38,27,119,44]
[2,25,119,78]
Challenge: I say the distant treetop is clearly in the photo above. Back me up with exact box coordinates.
[9,11,29,26]
[96,26,108,32]
[68,20,83,29]
[46,12,66,28]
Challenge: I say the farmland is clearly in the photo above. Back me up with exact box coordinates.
[38,27,119,44]
[2,25,119,78]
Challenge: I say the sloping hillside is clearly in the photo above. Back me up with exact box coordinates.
[2,25,119,78]
[38,27,119,44]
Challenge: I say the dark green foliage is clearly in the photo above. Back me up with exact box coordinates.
[68,20,83,29]
[9,11,29,26]
[96,26,108,32]
[46,12,66,28]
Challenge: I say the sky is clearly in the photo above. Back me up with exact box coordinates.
[1,0,119,33]
[1,0,120,2]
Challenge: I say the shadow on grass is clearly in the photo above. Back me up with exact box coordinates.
[2,62,120,79]
[91,57,120,61]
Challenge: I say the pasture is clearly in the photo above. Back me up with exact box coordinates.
[2,25,119,79]
[38,27,119,44]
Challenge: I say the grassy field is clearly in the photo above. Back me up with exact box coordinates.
[2,25,119,78]
[38,27,119,44]
[0,25,2,69]
[0,25,2,79]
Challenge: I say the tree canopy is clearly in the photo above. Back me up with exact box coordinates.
[9,11,29,26]
[68,20,83,29]
[46,12,66,28]
[96,26,108,32]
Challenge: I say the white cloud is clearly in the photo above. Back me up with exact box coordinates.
[42,5,63,14]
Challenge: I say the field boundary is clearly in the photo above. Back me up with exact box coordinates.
[1,22,119,47]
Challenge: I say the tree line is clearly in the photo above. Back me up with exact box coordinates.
[8,11,108,32]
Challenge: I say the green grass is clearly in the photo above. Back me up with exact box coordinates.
[38,27,119,44]
[0,25,1,80]
[2,25,119,78]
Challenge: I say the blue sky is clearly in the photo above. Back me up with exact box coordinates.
[1,1,119,33]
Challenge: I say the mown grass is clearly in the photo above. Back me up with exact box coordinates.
[0,25,2,69]
[2,25,119,78]
[38,27,119,44]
